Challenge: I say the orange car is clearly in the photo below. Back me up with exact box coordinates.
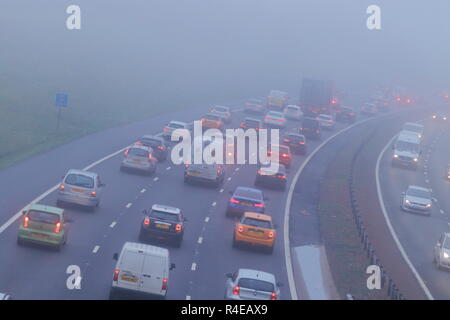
[233,212,276,253]
[201,113,224,130]
[267,144,292,168]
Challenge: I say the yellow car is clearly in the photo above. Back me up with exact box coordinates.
[267,90,288,109]
[233,212,276,253]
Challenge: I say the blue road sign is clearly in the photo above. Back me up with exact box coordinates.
[55,93,69,107]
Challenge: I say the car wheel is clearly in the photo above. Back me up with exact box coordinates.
[232,236,238,248]
[184,176,190,184]
[109,288,117,300]
[138,230,147,243]
[267,246,274,254]
[175,237,183,248]
[17,237,25,246]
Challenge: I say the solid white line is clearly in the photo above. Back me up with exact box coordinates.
[227,177,232,181]
[186,295,191,300]
[283,116,376,300]
[92,246,100,253]
[191,263,197,271]
[140,188,146,193]
[126,203,132,208]
[198,237,203,244]
[376,134,434,300]
[235,167,239,171]
[440,209,445,214]
[110,221,117,228]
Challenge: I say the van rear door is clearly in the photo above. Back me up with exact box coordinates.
[117,250,144,290]
[140,255,167,295]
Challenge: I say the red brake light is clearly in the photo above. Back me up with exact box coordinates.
[175,224,182,232]
[237,225,244,233]
[90,191,97,197]
[281,153,288,158]
[271,292,277,300]
[268,231,274,238]
[23,216,29,228]
[54,222,61,233]
[113,269,119,281]
[162,278,168,290]
[59,184,65,191]
[143,218,150,226]
[124,149,129,156]
[135,141,143,146]
[229,198,240,204]
[283,138,289,142]
[232,286,240,295]
[278,175,286,179]
[254,203,264,208]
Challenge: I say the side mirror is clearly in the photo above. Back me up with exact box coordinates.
[277,282,284,288]
[113,253,119,261]
[170,263,176,271]
[22,210,27,215]
[226,273,233,279]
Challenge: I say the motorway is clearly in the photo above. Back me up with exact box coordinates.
[378,105,450,299]
[0,97,370,300]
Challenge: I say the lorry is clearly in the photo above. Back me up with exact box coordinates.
[299,78,334,117]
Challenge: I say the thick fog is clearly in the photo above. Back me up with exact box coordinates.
[1,0,449,111]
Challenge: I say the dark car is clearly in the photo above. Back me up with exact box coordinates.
[283,132,307,155]
[300,117,321,140]
[335,106,356,123]
[226,187,266,217]
[139,204,186,247]
[138,135,168,161]
[240,117,262,130]
[254,164,287,190]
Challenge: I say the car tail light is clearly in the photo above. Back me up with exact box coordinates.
[90,191,97,197]
[59,184,65,191]
[143,218,150,226]
[278,175,286,179]
[157,146,165,150]
[23,216,29,228]
[229,198,240,204]
[316,130,320,134]
[240,123,245,128]
[257,170,263,175]
[163,127,170,131]
[277,118,285,122]
[124,149,129,156]
[281,153,288,158]
[175,224,182,232]
[268,231,274,238]
[299,141,305,145]
[254,203,264,208]
[148,153,153,160]
[271,292,277,300]
[54,222,61,233]
[283,138,289,143]
[264,116,270,120]
[232,286,240,295]
[113,269,119,281]
[237,225,244,233]
[162,278,168,290]
[135,141,143,146]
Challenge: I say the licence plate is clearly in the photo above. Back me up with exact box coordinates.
[121,276,138,283]
[31,232,48,238]
[188,172,200,176]
[156,224,170,230]
[132,159,141,163]
[248,231,264,238]
[71,188,84,193]
[241,202,252,206]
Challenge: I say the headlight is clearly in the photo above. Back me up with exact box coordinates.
[426,203,432,208]
[443,252,450,259]
[413,158,418,162]
[405,199,411,204]
[394,154,399,158]
[433,115,437,119]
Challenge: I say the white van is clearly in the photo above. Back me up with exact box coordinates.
[110,242,175,299]
[402,122,424,139]
[392,131,421,169]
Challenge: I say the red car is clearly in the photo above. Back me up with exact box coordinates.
[267,145,292,168]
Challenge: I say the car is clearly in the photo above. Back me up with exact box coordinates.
[255,164,287,190]
[267,144,292,168]
[401,185,432,215]
[233,212,277,253]
[360,103,378,116]
[120,144,157,175]
[300,117,321,140]
[184,162,225,187]
[210,106,232,123]
[432,113,448,121]
[267,90,288,109]
[335,106,356,123]
[283,105,303,121]
[226,187,266,217]
[139,204,186,247]
[446,164,450,180]
[316,114,335,130]
[137,135,168,161]
[434,233,450,270]
[0,292,12,300]
[57,169,105,209]
[162,121,190,141]
[283,132,307,155]
[263,111,286,128]
[110,242,176,300]
[225,269,281,300]
[17,204,69,250]
[200,113,224,131]
[240,117,262,130]
[244,99,266,114]
[402,122,424,139]
[392,131,421,169]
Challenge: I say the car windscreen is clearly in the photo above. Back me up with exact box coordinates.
[213,107,228,112]
[128,148,149,157]
[238,278,274,292]
[407,188,430,199]
[27,210,60,224]
[270,91,285,98]
[395,140,419,153]
[403,124,422,133]
[65,174,95,188]
[150,210,180,222]
[286,106,299,111]
[267,112,283,118]
[235,188,262,200]
[247,99,262,105]
[242,217,272,229]
[287,135,304,143]
[443,238,450,250]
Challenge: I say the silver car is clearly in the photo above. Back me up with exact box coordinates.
[401,185,432,215]
[283,105,303,121]
[317,114,335,130]
[210,105,232,123]
[57,169,105,209]
[162,120,190,140]
[434,233,450,270]
[263,111,286,128]
[120,145,157,175]
[225,268,281,300]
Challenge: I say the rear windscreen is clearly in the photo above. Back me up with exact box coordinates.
[27,210,60,224]
[150,210,180,222]
[235,188,262,200]
[65,174,94,188]
[128,148,149,157]
[238,278,274,292]
[245,120,260,127]
[242,217,271,229]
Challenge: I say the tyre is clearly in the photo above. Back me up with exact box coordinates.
[267,245,274,254]
[232,235,239,248]
[175,237,183,248]
[184,176,190,184]
[17,237,25,246]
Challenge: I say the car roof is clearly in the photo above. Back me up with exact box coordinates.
[243,212,272,221]
[235,187,263,198]
[269,90,287,95]
[408,185,430,192]
[129,144,152,152]
[244,117,261,122]
[29,204,64,216]
[403,122,423,128]
[267,111,284,115]
[142,135,163,141]
[237,268,276,283]
[286,132,305,138]
[169,120,187,126]
[122,242,169,257]
[398,131,421,142]
[271,144,290,151]
[66,169,97,178]
[151,204,181,214]
[260,163,286,173]
[212,105,229,110]
[286,104,300,109]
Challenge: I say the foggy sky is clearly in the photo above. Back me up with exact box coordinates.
[1,0,449,110]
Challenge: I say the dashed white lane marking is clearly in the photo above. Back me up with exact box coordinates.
[219,188,224,193]
[186,296,191,300]
[92,246,100,253]
[235,167,240,171]
[140,188,146,193]
[166,166,171,170]
[191,263,197,271]
[212,202,217,207]
[227,177,232,181]
[440,209,445,214]
[205,217,210,223]
[426,179,430,184]
[153,177,159,182]
[198,237,203,244]
[126,203,132,208]
[433,198,438,202]
[110,221,117,228]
